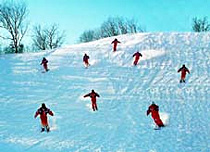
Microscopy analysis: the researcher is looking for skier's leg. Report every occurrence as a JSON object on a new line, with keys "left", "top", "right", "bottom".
{"left": 44, "top": 64, "right": 48, "bottom": 71}
{"left": 113, "top": 44, "right": 117, "bottom": 51}
{"left": 133, "top": 60, "right": 137, "bottom": 66}
{"left": 86, "top": 61, "right": 89, "bottom": 67}
{"left": 155, "top": 119, "right": 164, "bottom": 127}
{"left": 181, "top": 74, "right": 186, "bottom": 83}
{"left": 92, "top": 102, "right": 95, "bottom": 111}
{"left": 95, "top": 103, "right": 98, "bottom": 111}
{"left": 46, "top": 125, "right": 50, "bottom": 132}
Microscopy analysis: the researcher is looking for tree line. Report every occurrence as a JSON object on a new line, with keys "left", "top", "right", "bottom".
{"left": 79, "top": 17, "right": 145, "bottom": 43}
{"left": 0, "top": 1, "right": 210, "bottom": 54}
{"left": 79, "top": 16, "right": 210, "bottom": 43}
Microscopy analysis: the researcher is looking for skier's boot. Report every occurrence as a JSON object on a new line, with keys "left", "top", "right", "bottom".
{"left": 41, "top": 128, "right": 45, "bottom": 132}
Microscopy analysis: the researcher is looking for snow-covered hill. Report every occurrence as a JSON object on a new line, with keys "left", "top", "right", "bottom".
{"left": 0, "top": 33, "right": 210, "bottom": 152}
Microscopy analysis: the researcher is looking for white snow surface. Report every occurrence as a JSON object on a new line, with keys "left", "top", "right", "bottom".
{"left": 0, "top": 32, "right": 210, "bottom": 152}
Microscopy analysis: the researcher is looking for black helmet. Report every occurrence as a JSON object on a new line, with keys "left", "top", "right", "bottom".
{"left": 41, "top": 103, "right": 46, "bottom": 109}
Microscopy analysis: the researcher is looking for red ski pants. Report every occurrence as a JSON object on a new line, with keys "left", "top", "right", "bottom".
{"left": 91, "top": 101, "right": 98, "bottom": 111}
{"left": 152, "top": 112, "right": 164, "bottom": 127}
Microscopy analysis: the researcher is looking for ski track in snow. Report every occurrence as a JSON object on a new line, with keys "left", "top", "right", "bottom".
{"left": 0, "top": 33, "right": 210, "bottom": 152}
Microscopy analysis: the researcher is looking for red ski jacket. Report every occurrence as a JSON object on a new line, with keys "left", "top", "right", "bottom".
{"left": 83, "top": 55, "right": 89, "bottom": 62}
{"left": 84, "top": 92, "right": 100, "bottom": 103}
{"left": 178, "top": 66, "right": 190, "bottom": 79}
{"left": 133, "top": 52, "right": 142, "bottom": 60}
{"left": 147, "top": 104, "right": 159, "bottom": 118}
{"left": 41, "top": 58, "right": 48, "bottom": 66}
{"left": 34, "top": 107, "right": 54, "bottom": 126}
{"left": 111, "top": 39, "right": 121, "bottom": 45}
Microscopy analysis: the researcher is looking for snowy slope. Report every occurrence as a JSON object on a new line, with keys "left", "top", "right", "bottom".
{"left": 0, "top": 33, "right": 210, "bottom": 152}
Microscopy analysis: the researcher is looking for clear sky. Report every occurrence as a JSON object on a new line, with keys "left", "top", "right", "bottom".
{"left": 4, "top": 0, "right": 210, "bottom": 45}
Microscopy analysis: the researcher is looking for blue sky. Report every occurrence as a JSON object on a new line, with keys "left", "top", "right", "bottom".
{"left": 8, "top": 0, "right": 210, "bottom": 44}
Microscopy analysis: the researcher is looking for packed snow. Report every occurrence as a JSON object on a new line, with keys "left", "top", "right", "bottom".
{"left": 0, "top": 33, "right": 210, "bottom": 152}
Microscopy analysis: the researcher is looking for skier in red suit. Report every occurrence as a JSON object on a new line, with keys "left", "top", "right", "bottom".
{"left": 84, "top": 90, "right": 100, "bottom": 111}
{"left": 34, "top": 103, "right": 54, "bottom": 132}
{"left": 83, "top": 53, "right": 90, "bottom": 68}
{"left": 111, "top": 38, "right": 121, "bottom": 52}
{"left": 178, "top": 64, "right": 190, "bottom": 83}
{"left": 40, "top": 57, "right": 49, "bottom": 72}
{"left": 147, "top": 102, "right": 164, "bottom": 128}
{"left": 133, "top": 51, "right": 143, "bottom": 66}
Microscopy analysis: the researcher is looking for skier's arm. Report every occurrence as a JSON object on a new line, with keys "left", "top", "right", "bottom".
{"left": 49, "top": 110, "right": 54, "bottom": 116}
{"left": 146, "top": 109, "right": 151, "bottom": 116}
{"left": 140, "top": 53, "right": 143, "bottom": 57}
{"left": 187, "top": 69, "right": 190, "bottom": 74}
{"left": 155, "top": 106, "right": 159, "bottom": 111}
{"left": 177, "top": 68, "right": 181, "bottom": 73}
{"left": 118, "top": 41, "right": 121, "bottom": 43}
{"left": 133, "top": 53, "right": 136, "bottom": 57}
{"left": 84, "top": 93, "right": 90, "bottom": 98}
{"left": 95, "top": 93, "right": 100, "bottom": 97}
{"left": 34, "top": 111, "right": 39, "bottom": 118}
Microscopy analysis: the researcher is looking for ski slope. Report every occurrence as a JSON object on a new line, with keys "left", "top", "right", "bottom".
{"left": 0, "top": 33, "right": 210, "bottom": 152}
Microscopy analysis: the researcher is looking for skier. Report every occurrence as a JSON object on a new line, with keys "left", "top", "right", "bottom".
{"left": 84, "top": 90, "right": 100, "bottom": 111}
{"left": 83, "top": 53, "right": 90, "bottom": 68}
{"left": 40, "top": 57, "right": 49, "bottom": 72}
{"left": 147, "top": 102, "right": 164, "bottom": 128}
{"left": 34, "top": 103, "right": 54, "bottom": 132}
{"left": 111, "top": 38, "right": 121, "bottom": 52}
{"left": 177, "top": 64, "right": 190, "bottom": 83}
{"left": 133, "top": 51, "right": 143, "bottom": 66}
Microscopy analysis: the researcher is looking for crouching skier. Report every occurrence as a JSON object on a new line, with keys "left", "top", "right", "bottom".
{"left": 147, "top": 102, "right": 164, "bottom": 128}
{"left": 34, "top": 103, "right": 54, "bottom": 132}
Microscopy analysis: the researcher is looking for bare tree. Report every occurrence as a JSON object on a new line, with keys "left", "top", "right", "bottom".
{"left": 79, "top": 17, "right": 145, "bottom": 43}
{"left": 32, "top": 24, "right": 65, "bottom": 50}
{"left": 32, "top": 25, "right": 48, "bottom": 50}
{"left": 117, "top": 17, "right": 128, "bottom": 34}
{"left": 192, "top": 17, "right": 210, "bottom": 32}
{"left": 79, "top": 30, "right": 95, "bottom": 43}
{"left": 0, "top": 1, "right": 28, "bottom": 53}
{"left": 101, "top": 17, "right": 119, "bottom": 38}
{"left": 126, "top": 18, "right": 144, "bottom": 33}
{"left": 46, "top": 24, "right": 65, "bottom": 49}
